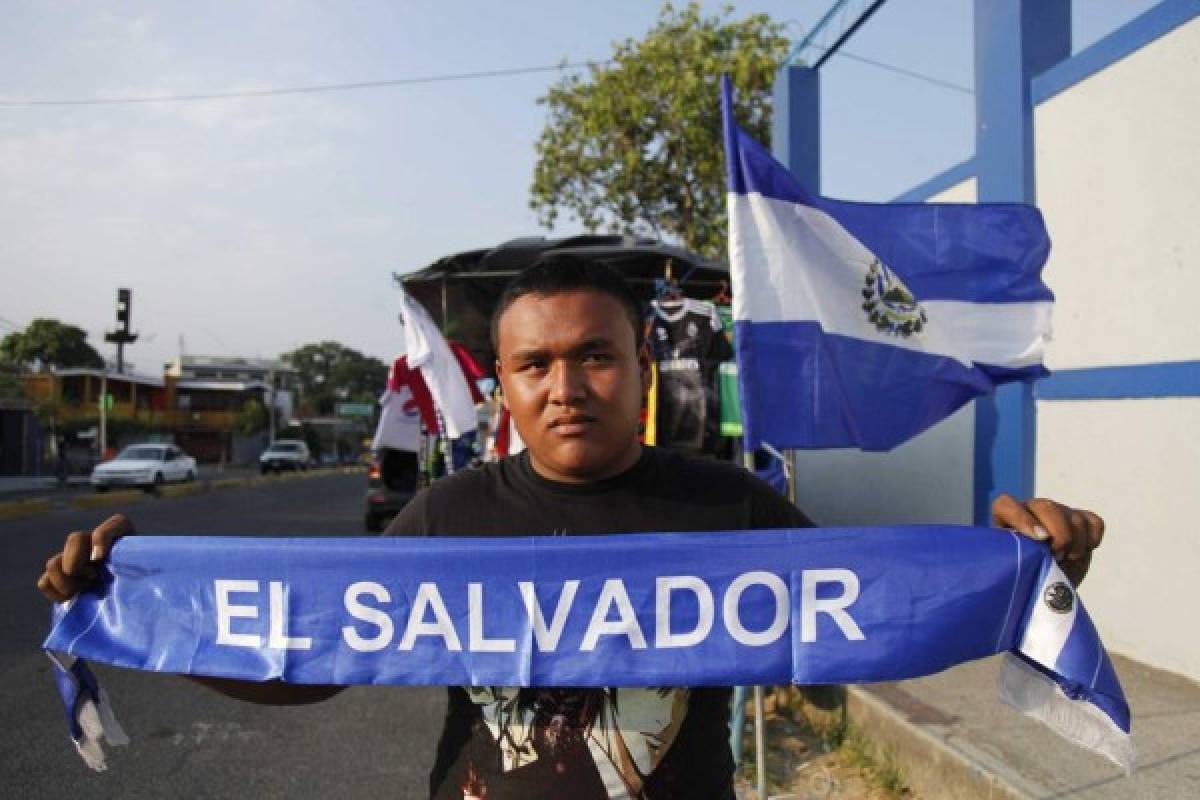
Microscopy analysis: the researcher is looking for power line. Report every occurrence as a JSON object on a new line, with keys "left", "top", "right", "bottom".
{"left": 0, "top": 59, "right": 613, "bottom": 109}
{"left": 0, "top": 42, "right": 970, "bottom": 114}
{"left": 817, "top": 45, "right": 973, "bottom": 95}
{"left": 783, "top": 15, "right": 972, "bottom": 96}
{"left": 782, "top": 19, "right": 969, "bottom": 95}
{"left": 811, "top": 0, "right": 888, "bottom": 70}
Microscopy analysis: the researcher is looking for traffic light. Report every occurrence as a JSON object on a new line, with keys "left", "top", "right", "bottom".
{"left": 116, "top": 288, "right": 132, "bottom": 333}
{"left": 105, "top": 287, "right": 138, "bottom": 372}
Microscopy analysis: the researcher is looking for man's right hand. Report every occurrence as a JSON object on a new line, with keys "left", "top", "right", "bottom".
{"left": 37, "top": 514, "right": 134, "bottom": 603}
{"left": 35, "top": 514, "right": 344, "bottom": 705}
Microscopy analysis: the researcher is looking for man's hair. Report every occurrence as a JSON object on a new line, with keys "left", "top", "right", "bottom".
{"left": 491, "top": 252, "right": 645, "bottom": 352}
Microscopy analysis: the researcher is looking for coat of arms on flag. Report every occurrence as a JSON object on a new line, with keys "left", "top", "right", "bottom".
{"left": 861, "top": 257, "right": 928, "bottom": 337}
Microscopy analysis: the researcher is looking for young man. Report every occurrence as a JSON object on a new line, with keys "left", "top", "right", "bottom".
{"left": 388, "top": 254, "right": 815, "bottom": 798}
{"left": 39, "top": 254, "right": 1104, "bottom": 799}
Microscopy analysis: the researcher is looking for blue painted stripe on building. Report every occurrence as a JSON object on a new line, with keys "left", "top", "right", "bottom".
{"left": 1033, "top": 0, "right": 1200, "bottom": 105}
{"left": 890, "top": 158, "right": 977, "bottom": 203}
{"left": 1035, "top": 361, "right": 1200, "bottom": 400}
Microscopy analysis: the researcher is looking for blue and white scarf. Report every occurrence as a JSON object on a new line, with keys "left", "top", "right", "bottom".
{"left": 45, "top": 527, "right": 1133, "bottom": 772}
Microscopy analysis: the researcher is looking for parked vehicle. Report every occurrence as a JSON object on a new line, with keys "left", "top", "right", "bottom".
{"left": 91, "top": 444, "right": 197, "bottom": 492}
{"left": 364, "top": 448, "right": 418, "bottom": 532}
{"left": 259, "top": 439, "right": 313, "bottom": 474}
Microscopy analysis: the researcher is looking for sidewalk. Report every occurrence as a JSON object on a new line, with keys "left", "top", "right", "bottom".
{"left": 795, "top": 652, "right": 1200, "bottom": 798}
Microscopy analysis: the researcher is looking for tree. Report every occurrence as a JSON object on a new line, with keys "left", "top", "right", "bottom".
{"left": 1, "top": 319, "right": 104, "bottom": 371}
{"left": 530, "top": 2, "right": 789, "bottom": 259}
{"left": 236, "top": 397, "right": 269, "bottom": 436}
{"left": 284, "top": 341, "right": 387, "bottom": 416}
{"left": 0, "top": 358, "right": 25, "bottom": 403}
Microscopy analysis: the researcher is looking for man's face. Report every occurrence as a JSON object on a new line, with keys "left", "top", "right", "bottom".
{"left": 495, "top": 290, "right": 648, "bottom": 483}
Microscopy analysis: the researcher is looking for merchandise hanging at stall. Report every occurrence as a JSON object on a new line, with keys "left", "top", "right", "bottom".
{"left": 394, "top": 288, "right": 484, "bottom": 441}
{"left": 646, "top": 289, "right": 733, "bottom": 455}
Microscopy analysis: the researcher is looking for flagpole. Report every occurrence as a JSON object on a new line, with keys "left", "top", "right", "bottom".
{"left": 740, "top": 447, "right": 768, "bottom": 800}
{"left": 753, "top": 685, "right": 767, "bottom": 798}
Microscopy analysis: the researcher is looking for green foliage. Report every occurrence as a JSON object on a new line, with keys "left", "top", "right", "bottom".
{"left": 236, "top": 397, "right": 269, "bottom": 435}
{"left": 283, "top": 341, "right": 387, "bottom": 416}
{"left": 530, "top": 2, "right": 789, "bottom": 259}
{"left": 0, "top": 359, "right": 25, "bottom": 403}
{"left": 0, "top": 318, "right": 104, "bottom": 371}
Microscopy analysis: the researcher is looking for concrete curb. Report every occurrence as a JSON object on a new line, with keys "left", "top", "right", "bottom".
{"left": 847, "top": 686, "right": 1031, "bottom": 800}
{"left": 796, "top": 685, "right": 1033, "bottom": 800}
{"left": 70, "top": 489, "right": 145, "bottom": 511}
{"left": 3, "top": 467, "right": 366, "bottom": 515}
{"left": 0, "top": 497, "right": 52, "bottom": 521}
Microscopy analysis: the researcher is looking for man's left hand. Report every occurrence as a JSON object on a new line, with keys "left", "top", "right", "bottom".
{"left": 991, "top": 495, "right": 1105, "bottom": 586}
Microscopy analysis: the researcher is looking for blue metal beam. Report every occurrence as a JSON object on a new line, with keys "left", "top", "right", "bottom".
{"left": 971, "top": 0, "right": 1071, "bottom": 524}
{"left": 771, "top": 66, "right": 821, "bottom": 191}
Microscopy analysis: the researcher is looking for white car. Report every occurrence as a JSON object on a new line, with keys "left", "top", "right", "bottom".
{"left": 91, "top": 444, "right": 197, "bottom": 492}
{"left": 259, "top": 439, "right": 312, "bottom": 474}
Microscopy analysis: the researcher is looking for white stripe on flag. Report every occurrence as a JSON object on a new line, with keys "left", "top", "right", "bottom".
{"left": 1017, "top": 562, "right": 1078, "bottom": 667}
{"left": 729, "top": 193, "right": 1052, "bottom": 369}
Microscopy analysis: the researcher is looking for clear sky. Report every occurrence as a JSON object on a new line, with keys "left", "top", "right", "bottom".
{"left": 0, "top": 1, "right": 1157, "bottom": 372}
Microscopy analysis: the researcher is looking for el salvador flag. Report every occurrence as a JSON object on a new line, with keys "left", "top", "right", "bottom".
{"left": 721, "top": 76, "right": 1054, "bottom": 451}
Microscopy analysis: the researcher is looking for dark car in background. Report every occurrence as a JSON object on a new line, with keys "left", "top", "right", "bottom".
{"left": 364, "top": 448, "right": 419, "bottom": 532}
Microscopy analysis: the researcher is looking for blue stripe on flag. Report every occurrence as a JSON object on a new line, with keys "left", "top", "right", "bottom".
{"left": 734, "top": 321, "right": 1046, "bottom": 451}
{"left": 1054, "top": 603, "right": 1132, "bottom": 733}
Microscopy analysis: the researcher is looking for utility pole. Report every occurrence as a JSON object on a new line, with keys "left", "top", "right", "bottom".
{"left": 268, "top": 368, "right": 277, "bottom": 443}
{"left": 99, "top": 372, "right": 108, "bottom": 459}
{"left": 104, "top": 288, "right": 138, "bottom": 374}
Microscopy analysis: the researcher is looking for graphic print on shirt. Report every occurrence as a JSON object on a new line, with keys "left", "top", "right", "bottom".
{"left": 460, "top": 686, "right": 688, "bottom": 799}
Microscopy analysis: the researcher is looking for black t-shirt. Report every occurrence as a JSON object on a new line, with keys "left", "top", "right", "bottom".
{"left": 649, "top": 299, "right": 734, "bottom": 454}
{"left": 385, "top": 447, "right": 812, "bottom": 799}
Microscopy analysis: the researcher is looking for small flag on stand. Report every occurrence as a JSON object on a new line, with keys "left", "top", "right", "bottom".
{"left": 721, "top": 76, "right": 1054, "bottom": 452}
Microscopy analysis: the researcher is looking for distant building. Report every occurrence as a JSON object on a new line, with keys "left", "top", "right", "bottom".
{"left": 165, "top": 355, "right": 299, "bottom": 393}
{"left": 20, "top": 356, "right": 299, "bottom": 466}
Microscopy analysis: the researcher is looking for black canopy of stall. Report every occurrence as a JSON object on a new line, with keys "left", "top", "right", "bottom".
{"left": 398, "top": 234, "right": 730, "bottom": 372}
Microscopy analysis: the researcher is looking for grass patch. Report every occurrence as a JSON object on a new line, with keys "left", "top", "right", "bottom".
{"left": 767, "top": 686, "right": 912, "bottom": 798}
{"left": 835, "top": 722, "right": 909, "bottom": 795}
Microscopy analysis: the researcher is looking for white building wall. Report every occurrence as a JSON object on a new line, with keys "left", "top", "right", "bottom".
{"left": 1037, "top": 399, "right": 1200, "bottom": 679}
{"left": 792, "top": 181, "right": 977, "bottom": 527}
{"left": 1033, "top": 18, "right": 1200, "bottom": 679}
{"left": 1035, "top": 20, "right": 1200, "bottom": 370}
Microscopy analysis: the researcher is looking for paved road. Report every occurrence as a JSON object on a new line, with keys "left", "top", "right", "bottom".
{"left": 1, "top": 473, "right": 443, "bottom": 799}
